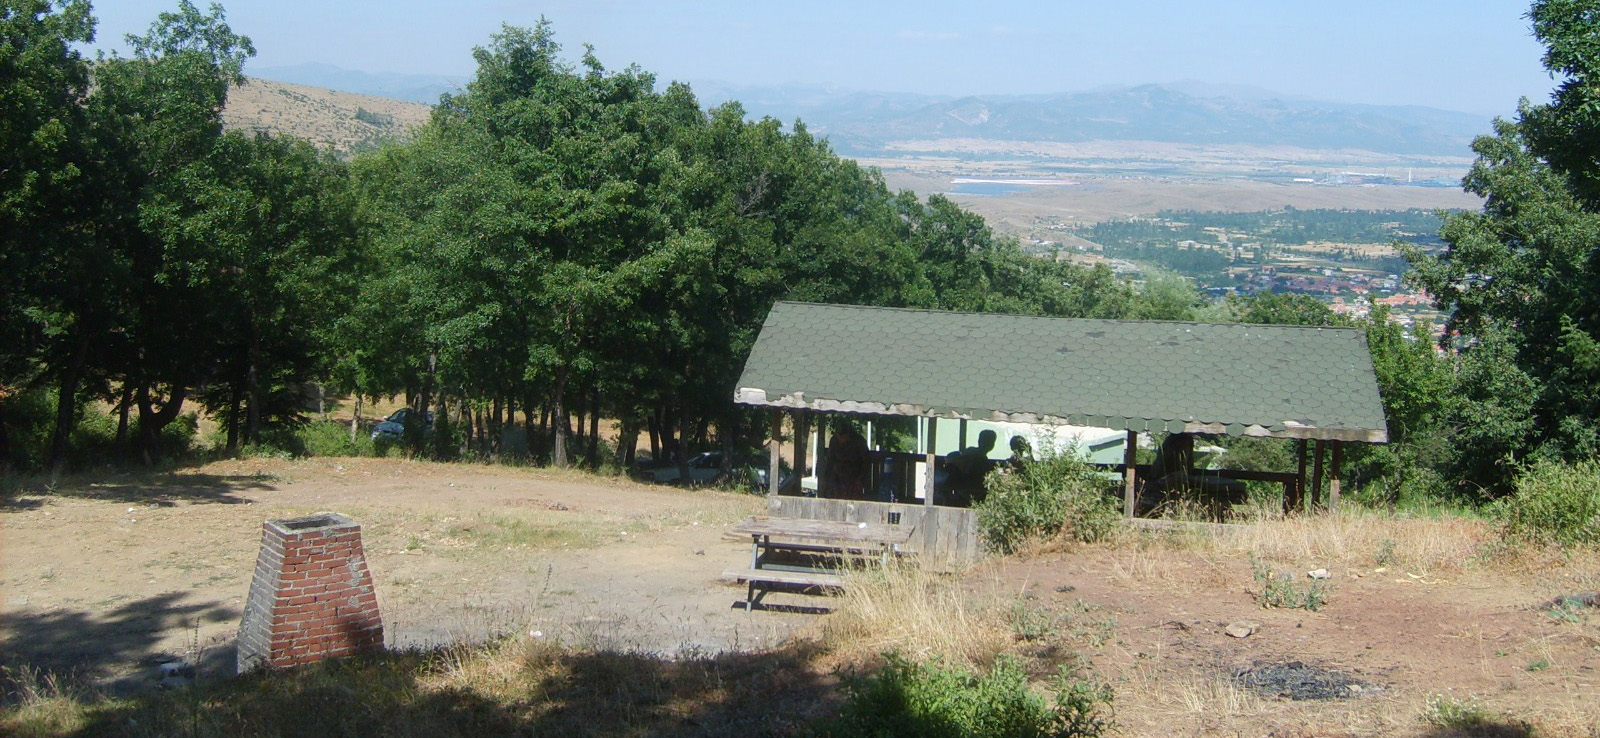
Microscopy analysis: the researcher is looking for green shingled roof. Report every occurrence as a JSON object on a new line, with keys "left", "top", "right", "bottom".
{"left": 734, "top": 302, "right": 1389, "bottom": 442}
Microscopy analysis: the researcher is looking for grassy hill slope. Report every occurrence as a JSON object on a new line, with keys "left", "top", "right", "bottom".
{"left": 223, "top": 76, "right": 433, "bottom": 156}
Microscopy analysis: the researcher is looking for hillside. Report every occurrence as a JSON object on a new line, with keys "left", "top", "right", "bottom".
{"left": 222, "top": 76, "right": 432, "bottom": 156}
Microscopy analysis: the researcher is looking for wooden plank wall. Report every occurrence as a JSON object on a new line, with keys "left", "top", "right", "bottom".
{"left": 766, "top": 496, "right": 980, "bottom": 570}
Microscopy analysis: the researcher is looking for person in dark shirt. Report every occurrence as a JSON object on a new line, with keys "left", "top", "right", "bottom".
{"left": 820, "top": 424, "right": 872, "bottom": 498}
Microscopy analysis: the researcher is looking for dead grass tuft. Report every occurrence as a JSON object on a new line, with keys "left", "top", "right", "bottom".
{"left": 819, "top": 561, "right": 1013, "bottom": 668}
{"left": 1115, "top": 510, "right": 1497, "bottom": 576}
{"left": 0, "top": 667, "right": 98, "bottom": 738}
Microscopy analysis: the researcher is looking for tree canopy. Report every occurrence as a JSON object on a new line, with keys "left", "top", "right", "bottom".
{"left": 1407, "top": 0, "right": 1600, "bottom": 492}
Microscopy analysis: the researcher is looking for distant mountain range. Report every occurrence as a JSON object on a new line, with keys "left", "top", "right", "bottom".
{"left": 249, "top": 64, "right": 1494, "bottom": 157}
{"left": 693, "top": 82, "right": 1494, "bottom": 157}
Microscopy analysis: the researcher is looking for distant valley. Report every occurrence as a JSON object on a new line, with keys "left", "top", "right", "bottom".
{"left": 226, "top": 67, "right": 1484, "bottom": 236}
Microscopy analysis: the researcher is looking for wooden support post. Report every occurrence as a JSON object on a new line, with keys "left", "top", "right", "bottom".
{"left": 1291, "top": 439, "right": 1308, "bottom": 514}
{"left": 1310, "top": 439, "right": 1326, "bottom": 511}
{"left": 1123, "top": 429, "right": 1138, "bottom": 519}
{"left": 793, "top": 412, "right": 809, "bottom": 489}
{"left": 814, "top": 414, "right": 828, "bottom": 497}
{"left": 958, "top": 418, "right": 969, "bottom": 450}
{"left": 767, "top": 409, "right": 781, "bottom": 498}
{"left": 924, "top": 418, "right": 938, "bottom": 508}
{"left": 1329, "top": 440, "right": 1342, "bottom": 512}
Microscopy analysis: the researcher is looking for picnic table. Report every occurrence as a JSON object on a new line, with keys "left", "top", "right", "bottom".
{"left": 725, "top": 516, "right": 915, "bottom": 611}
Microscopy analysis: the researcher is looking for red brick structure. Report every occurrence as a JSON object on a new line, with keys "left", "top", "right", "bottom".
{"left": 237, "top": 513, "right": 383, "bottom": 672}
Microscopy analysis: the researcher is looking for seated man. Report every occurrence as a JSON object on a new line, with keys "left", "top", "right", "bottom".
{"left": 944, "top": 429, "right": 998, "bottom": 505}
{"left": 819, "top": 424, "right": 872, "bottom": 498}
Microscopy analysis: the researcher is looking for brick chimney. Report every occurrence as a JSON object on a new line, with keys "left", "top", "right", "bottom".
{"left": 237, "top": 513, "right": 383, "bottom": 673}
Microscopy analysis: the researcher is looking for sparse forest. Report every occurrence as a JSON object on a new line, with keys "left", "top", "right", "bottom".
{"left": 0, "top": 3, "right": 1189, "bottom": 477}
{"left": 3, "top": 0, "right": 1600, "bottom": 516}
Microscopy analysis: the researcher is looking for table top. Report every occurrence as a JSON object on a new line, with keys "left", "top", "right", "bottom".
{"left": 734, "top": 516, "right": 914, "bottom": 546}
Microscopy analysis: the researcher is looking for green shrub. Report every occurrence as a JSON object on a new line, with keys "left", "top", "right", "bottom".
{"left": 818, "top": 653, "right": 1112, "bottom": 738}
{"left": 298, "top": 420, "right": 375, "bottom": 457}
{"left": 1250, "top": 555, "right": 1331, "bottom": 611}
{"left": 1497, "top": 459, "right": 1600, "bottom": 547}
{"left": 976, "top": 451, "right": 1119, "bottom": 554}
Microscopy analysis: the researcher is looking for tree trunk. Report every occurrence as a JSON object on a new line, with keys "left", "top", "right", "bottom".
{"left": 675, "top": 409, "right": 692, "bottom": 482}
{"left": 47, "top": 331, "right": 91, "bottom": 478}
{"left": 226, "top": 383, "right": 242, "bottom": 454}
{"left": 350, "top": 394, "right": 363, "bottom": 443}
{"left": 523, "top": 395, "right": 536, "bottom": 458}
{"left": 618, "top": 416, "right": 639, "bottom": 472}
{"left": 115, "top": 383, "right": 133, "bottom": 446}
{"left": 587, "top": 385, "right": 600, "bottom": 470}
{"left": 551, "top": 367, "right": 570, "bottom": 468}
{"left": 647, "top": 410, "right": 661, "bottom": 461}
{"left": 491, "top": 393, "right": 503, "bottom": 455}
{"left": 245, "top": 336, "right": 262, "bottom": 446}
{"left": 135, "top": 383, "right": 187, "bottom": 466}
{"left": 415, "top": 352, "right": 436, "bottom": 456}
{"left": 0, "top": 390, "right": 13, "bottom": 473}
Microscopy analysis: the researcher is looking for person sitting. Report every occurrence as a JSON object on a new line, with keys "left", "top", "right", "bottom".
{"left": 1006, "top": 435, "right": 1032, "bottom": 472}
{"left": 819, "top": 424, "right": 872, "bottom": 499}
{"left": 944, "top": 429, "right": 998, "bottom": 505}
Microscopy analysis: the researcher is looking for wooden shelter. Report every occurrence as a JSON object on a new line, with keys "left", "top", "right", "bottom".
{"left": 734, "top": 302, "right": 1390, "bottom": 561}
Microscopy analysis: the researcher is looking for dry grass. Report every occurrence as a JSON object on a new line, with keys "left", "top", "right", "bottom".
{"left": 1108, "top": 509, "right": 1499, "bottom": 578}
{"left": 818, "top": 561, "right": 1014, "bottom": 668}
{"left": 0, "top": 667, "right": 94, "bottom": 738}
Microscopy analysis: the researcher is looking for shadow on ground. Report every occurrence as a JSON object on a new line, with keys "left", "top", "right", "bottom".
{"left": 43, "top": 641, "right": 836, "bottom": 738}
{"left": 3, "top": 472, "right": 276, "bottom": 507}
{"left": 1, "top": 593, "right": 240, "bottom": 699}
{"left": 1418, "top": 723, "right": 1536, "bottom": 738}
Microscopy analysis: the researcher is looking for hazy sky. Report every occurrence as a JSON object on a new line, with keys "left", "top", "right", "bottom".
{"left": 89, "top": 0, "right": 1556, "bottom": 114}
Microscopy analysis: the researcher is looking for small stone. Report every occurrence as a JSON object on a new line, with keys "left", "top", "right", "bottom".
{"left": 693, "top": 548, "right": 706, "bottom": 556}
{"left": 1225, "top": 620, "right": 1259, "bottom": 638}
{"left": 1308, "top": 569, "right": 1331, "bottom": 580}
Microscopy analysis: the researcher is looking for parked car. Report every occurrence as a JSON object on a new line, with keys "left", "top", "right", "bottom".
{"left": 641, "top": 451, "right": 791, "bottom": 492}
{"left": 641, "top": 452, "right": 725, "bottom": 484}
{"left": 370, "top": 408, "right": 434, "bottom": 441}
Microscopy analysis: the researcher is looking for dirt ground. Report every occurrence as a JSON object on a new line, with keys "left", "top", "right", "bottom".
{"left": 981, "top": 548, "right": 1600, "bottom": 736}
{"left": 0, "top": 458, "right": 796, "bottom": 696}
{"left": 4, "top": 458, "right": 1598, "bottom": 736}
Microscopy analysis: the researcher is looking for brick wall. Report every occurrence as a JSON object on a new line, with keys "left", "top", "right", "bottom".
{"left": 237, "top": 512, "right": 383, "bottom": 673}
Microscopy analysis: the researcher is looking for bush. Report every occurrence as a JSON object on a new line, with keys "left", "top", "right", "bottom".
{"left": 239, "top": 420, "right": 378, "bottom": 459}
{"left": 299, "top": 420, "right": 376, "bottom": 457}
{"left": 976, "top": 451, "right": 1119, "bottom": 554}
{"left": 818, "top": 653, "right": 1113, "bottom": 738}
{"left": 1497, "top": 459, "right": 1600, "bottom": 547}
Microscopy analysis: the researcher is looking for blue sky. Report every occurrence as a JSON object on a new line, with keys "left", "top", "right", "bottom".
{"left": 89, "top": 0, "right": 1555, "bottom": 114}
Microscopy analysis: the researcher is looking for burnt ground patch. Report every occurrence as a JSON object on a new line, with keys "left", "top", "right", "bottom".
{"left": 1232, "top": 659, "right": 1378, "bottom": 701}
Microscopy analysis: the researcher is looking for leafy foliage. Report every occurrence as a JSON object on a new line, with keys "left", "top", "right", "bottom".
{"left": 1497, "top": 459, "right": 1600, "bottom": 548}
{"left": 1406, "top": 0, "right": 1600, "bottom": 494}
{"left": 975, "top": 452, "right": 1120, "bottom": 554}
{"left": 1249, "top": 556, "right": 1331, "bottom": 611}
{"left": 819, "top": 654, "right": 1113, "bottom": 738}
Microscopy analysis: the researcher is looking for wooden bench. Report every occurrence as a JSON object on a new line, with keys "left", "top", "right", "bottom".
{"left": 722, "top": 568, "right": 845, "bottom": 612}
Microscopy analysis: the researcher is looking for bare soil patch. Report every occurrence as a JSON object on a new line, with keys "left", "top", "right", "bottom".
{"left": 0, "top": 458, "right": 790, "bottom": 696}
{"left": 979, "top": 544, "right": 1600, "bottom": 736}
